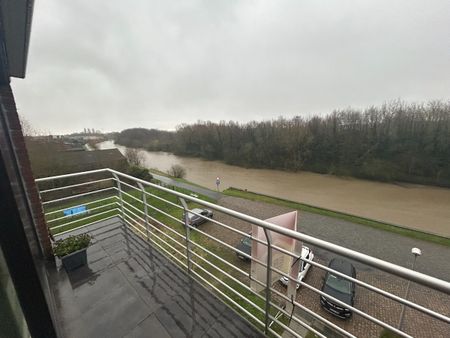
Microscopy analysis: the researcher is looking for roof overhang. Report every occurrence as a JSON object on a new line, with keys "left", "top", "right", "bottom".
{"left": 0, "top": 0, "right": 34, "bottom": 79}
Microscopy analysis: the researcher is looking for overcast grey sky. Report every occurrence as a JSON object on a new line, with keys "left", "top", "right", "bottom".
{"left": 12, "top": 0, "right": 450, "bottom": 134}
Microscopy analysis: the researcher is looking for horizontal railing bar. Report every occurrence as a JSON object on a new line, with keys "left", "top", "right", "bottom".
{"left": 39, "top": 178, "right": 115, "bottom": 193}
{"left": 105, "top": 169, "right": 450, "bottom": 294}
{"left": 52, "top": 214, "right": 120, "bottom": 237}
{"left": 143, "top": 212, "right": 185, "bottom": 239}
{"left": 270, "top": 253, "right": 450, "bottom": 325}
{"left": 122, "top": 213, "right": 187, "bottom": 259}
{"left": 190, "top": 269, "right": 266, "bottom": 329}
{"left": 49, "top": 208, "right": 120, "bottom": 230}
{"left": 189, "top": 249, "right": 264, "bottom": 300}
{"left": 189, "top": 225, "right": 268, "bottom": 267}
{"left": 122, "top": 209, "right": 186, "bottom": 250}
{"left": 204, "top": 262, "right": 331, "bottom": 338}
{"left": 44, "top": 196, "right": 119, "bottom": 216}
{"left": 188, "top": 224, "right": 264, "bottom": 263}
{"left": 121, "top": 217, "right": 188, "bottom": 267}
{"left": 143, "top": 190, "right": 184, "bottom": 210}
{"left": 122, "top": 198, "right": 146, "bottom": 216}
{"left": 266, "top": 299, "right": 324, "bottom": 338}
{"left": 122, "top": 205, "right": 146, "bottom": 223}
{"left": 144, "top": 202, "right": 184, "bottom": 225}
{"left": 41, "top": 168, "right": 449, "bottom": 294}
{"left": 120, "top": 179, "right": 183, "bottom": 210}
{"left": 185, "top": 208, "right": 268, "bottom": 246}
{"left": 42, "top": 187, "right": 117, "bottom": 205}
{"left": 121, "top": 193, "right": 184, "bottom": 230}
{"left": 36, "top": 168, "right": 110, "bottom": 182}
{"left": 303, "top": 258, "right": 450, "bottom": 324}
{"left": 118, "top": 179, "right": 141, "bottom": 192}
{"left": 189, "top": 241, "right": 251, "bottom": 280}
{"left": 47, "top": 202, "right": 120, "bottom": 224}
{"left": 190, "top": 260, "right": 266, "bottom": 316}
{"left": 269, "top": 265, "right": 412, "bottom": 338}
{"left": 268, "top": 313, "right": 324, "bottom": 338}
{"left": 268, "top": 285, "right": 357, "bottom": 338}
{"left": 37, "top": 168, "right": 450, "bottom": 338}
{"left": 188, "top": 247, "right": 322, "bottom": 337}
{"left": 120, "top": 189, "right": 145, "bottom": 205}
{"left": 122, "top": 214, "right": 179, "bottom": 253}
{"left": 146, "top": 222, "right": 187, "bottom": 250}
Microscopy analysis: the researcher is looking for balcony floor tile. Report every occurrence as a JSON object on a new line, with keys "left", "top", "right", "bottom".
{"left": 48, "top": 218, "right": 264, "bottom": 338}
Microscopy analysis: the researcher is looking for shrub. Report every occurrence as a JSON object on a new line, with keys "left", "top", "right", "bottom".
{"left": 126, "top": 166, "right": 153, "bottom": 181}
{"left": 167, "top": 164, "right": 186, "bottom": 178}
{"left": 53, "top": 234, "right": 92, "bottom": 257}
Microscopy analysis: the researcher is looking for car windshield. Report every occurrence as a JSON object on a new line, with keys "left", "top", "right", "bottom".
{"left": 325, "top": 274, "right": 352, "bottom": 294}
{"left": 242, "top": 236, "right": 252, "bottom": 246}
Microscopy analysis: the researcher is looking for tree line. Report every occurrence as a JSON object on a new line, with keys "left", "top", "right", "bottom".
{"left": 115, "top": 101, "right": 450, "bottom": 187}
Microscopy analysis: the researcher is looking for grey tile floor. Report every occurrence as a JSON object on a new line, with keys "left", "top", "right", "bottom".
{"left": 48, "top": 218, "right": 264, "bottom": 338}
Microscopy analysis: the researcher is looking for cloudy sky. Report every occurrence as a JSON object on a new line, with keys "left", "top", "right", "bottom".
{"left": 12, "top": 0, "right": 450, "bottom": 134}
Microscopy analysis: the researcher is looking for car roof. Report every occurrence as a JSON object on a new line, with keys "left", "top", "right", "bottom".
{"left": 191, "top": 208, "right": 204, "bottom": 213}
{"left": 328, "top": 258, "right": 355, "bottom": 276}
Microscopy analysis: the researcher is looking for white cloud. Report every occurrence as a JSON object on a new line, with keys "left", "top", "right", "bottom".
{"left": 12, "top": 0, "right": 450, "bottom": 134}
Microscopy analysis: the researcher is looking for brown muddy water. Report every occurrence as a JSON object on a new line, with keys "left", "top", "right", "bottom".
{"left": 99, "top": 141, "right": 450, "bottom": 237}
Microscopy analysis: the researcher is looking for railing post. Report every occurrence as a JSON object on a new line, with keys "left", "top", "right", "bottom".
{"left": 112, "top": 173, "right": 125, "bottom": 222}
{"left": 137, "top": 182, "right": 151, "bottom": 241}
{"left": 263, "top": 228, "right": 273, "bottom": 335}
{"left": 179, "top": 198, "right": 192, "bottom": 274}
{"left": 286, "top": 239, "right": 303, "bottom": 315}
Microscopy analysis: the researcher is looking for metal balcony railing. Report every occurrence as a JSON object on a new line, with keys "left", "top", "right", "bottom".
{"left": 36, "top": 168, "right": 450, "bottom": 338}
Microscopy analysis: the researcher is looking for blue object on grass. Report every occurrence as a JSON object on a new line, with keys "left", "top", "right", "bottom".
{"left": 63, "top": 205, "right": 87, "bottom": 216}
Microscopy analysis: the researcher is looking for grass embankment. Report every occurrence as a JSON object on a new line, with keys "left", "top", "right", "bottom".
{"left": 42, "top": 182, "right": 286, "bottom": 336}
{"left": 148, "top": 168, "right": 213, "bottom": 190}
{"left": 223, "top": 187, "right": 450, "bottom": 247}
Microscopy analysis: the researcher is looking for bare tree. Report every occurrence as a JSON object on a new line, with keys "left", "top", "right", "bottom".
{"left": 167, "top": 164, "right": 186, "bottom": 178}
{"left": 124, "top": 148, "right": 144, "bottom": 167}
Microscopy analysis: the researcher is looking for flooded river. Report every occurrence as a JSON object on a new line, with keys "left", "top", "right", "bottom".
{"left": 99, "top": 141, "right": 450, "bottom": 237}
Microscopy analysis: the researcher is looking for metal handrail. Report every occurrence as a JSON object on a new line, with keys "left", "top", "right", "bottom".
{"left": 105, "top": 168, "right": 450, "bottom": 294}
{"left": 36, "top": 168, "right": 450, "bottom": 338}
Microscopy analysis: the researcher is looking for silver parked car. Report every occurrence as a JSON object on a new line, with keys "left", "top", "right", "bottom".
{"left": 186, "top": 208, "right": 213, "bottom": 227}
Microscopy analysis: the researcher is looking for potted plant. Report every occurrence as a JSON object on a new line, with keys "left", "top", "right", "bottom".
{"left": 53, "top": 234, "right": 92, "bottom": 271}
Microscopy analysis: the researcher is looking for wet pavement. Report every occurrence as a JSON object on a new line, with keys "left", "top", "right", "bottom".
{"left": 48, "top": 218, "right": 263, "bottom": 338}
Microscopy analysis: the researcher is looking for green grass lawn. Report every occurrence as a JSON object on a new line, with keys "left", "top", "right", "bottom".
{"left": 223, "top": 187, "right": 450, "bottom": 247}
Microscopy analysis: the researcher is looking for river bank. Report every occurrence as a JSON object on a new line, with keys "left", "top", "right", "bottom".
{"left": 98, "top": 140, "right": 450, "bottom": 237}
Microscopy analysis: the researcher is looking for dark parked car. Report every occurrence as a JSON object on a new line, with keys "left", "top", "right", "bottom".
{"left": 320, "top": 258, "right": 356, "bottom": 319}
{"left": 186, "top": 208, "right": 213, "bottom": 227}
{"left": 236, "top": 233, "right": 252, "bottom": 261}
